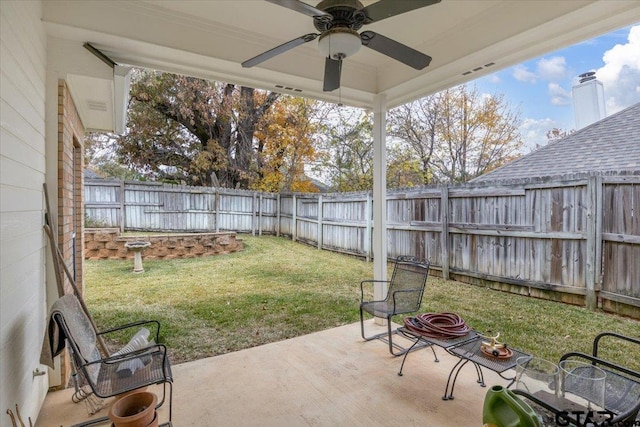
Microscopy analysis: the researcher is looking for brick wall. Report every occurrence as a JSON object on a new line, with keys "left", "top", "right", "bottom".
{"left": 57, "top": 80, "right": 85, "bottom": 295}
{"left": 85, "top": 229, "right": 243, "bottom": 260}
{"left": 54, "top": 80, "right": 86, "bottom": 389}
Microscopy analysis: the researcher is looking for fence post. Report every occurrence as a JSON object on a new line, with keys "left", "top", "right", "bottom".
{"left": 215, "top": 189, "right": 220, "bottom": 232}
{"left": 441, "top": 185, "right": 450, "bottom": 280}
{"left": 252, "top": 192, "right": 257, "bottom": 236}
{"left": 594, "top": 176, "right": 603, "bottom": 304}
{"left": 292, "top": 194, "right": 297, "bottom": 242}
{"left": 365, "top": 192, "right": 372, "bottom": 262}
{"left": 119, "top": 180, "right": 125, "bottom": 232}
{"left": 317, "top": 195, "right": 323, "bottom": 250}
{"left": 258, "top": 193, "right": 263, "bottom": 236}
{"left": 585, "top": 175, "right": 601, "bottom": 311}
{"left": 276, "top": 193, "right": 280, "bottom": 237}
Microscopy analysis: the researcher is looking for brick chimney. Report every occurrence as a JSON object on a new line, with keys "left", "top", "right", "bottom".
{"left": 572, "top": 71, "right": 606, "bottom": 130}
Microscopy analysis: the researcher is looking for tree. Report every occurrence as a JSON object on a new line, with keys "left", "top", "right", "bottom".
{"left": 388, "top": 96, "right": 440, "bottom": 185}
{"left": 315, "top": 107, "right": 374, "bottom": 192}
{"left": 253, "top": 96, "right": 320, "bottom": 192}
{"left": 85, "top": 132, "right": 144, "bottom": 180}
{"left": 389, "top": 85, "right": 523, "bottom": 183}
{"left": 386, "top": 142, "right": 429, "bottom": 188}
{"left": 546, "top": 127, "right": 573, "bottom": 143}
{"left": 115, "top": 70, "right": 281, "bottom": 188}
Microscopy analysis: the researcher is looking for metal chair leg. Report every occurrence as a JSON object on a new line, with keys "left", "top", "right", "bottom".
{"left": 361, "top": 312, "right": 423, "bottom": 356}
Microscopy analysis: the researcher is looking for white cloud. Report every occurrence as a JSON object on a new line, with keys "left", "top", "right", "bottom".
{"left": 489, "top": 74, "right": 501, "bottom": 84}
{"left": 513, "top": 56, "right": 568, "bottom": 84}
{"left": 596, "top": 25, "right": 640, "bottom": 114}
{"left": 519, "top": 117, "right": 560, "bottom": 152}
{"left": 513, "top": 65, "right": 537, "bottom": 83}
{"left": 537, "top": 56, "right": 567, "bottom": 80}
{"left": 548, "top": 82, "right": 572, "bottom": 106}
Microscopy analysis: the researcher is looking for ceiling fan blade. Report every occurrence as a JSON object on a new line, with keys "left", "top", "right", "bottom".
{"left": 360, "top": 0, "right": 441, "bottom": 23}
{"left": 360, "top": 31, "right": 432, "bottom": 70}
{"left": 265, "top": 0, "right": 332, "bottom": 19}
{"left": 323, "top": 57, "right": 341, "bottom": 92}
{"left": 242, "top": 33, "right": 319, "bottom": 68}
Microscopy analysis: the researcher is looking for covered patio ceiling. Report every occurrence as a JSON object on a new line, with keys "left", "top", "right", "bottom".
{"left": 44, "top": 0, "right": 640, "bottom": 124}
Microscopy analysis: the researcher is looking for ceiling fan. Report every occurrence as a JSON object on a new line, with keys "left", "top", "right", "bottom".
{"left": 242, "top": 0, "right": 440, "bottom": 92}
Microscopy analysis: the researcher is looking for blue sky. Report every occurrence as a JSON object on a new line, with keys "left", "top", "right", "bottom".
{"left": 473, "top": 23, "right": 640, "bottom": 152}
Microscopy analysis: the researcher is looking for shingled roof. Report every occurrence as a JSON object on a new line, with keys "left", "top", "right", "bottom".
{"left": 472, "top": 102, "right": 640, "bottom": 183}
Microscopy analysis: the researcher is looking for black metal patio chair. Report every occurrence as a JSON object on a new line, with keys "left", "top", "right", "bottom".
{"left": 42, "top": 294, "right": 173, "bottom": 426}
{"left": 360, "top": 256, "right": 430, "bottom": 356}
{"left": 513, "top": 332, "right": 640, "bottom": 427}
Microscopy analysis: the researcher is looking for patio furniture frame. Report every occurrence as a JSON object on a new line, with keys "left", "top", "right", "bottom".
{"left": 360, "top": 256, "right": 430, "bottom": 356}
{"left": 49, "top": 294, "right": 173, "bottom": 427}
{"left": 513, "top": 332, "right": 640, "bottom": 427}
{"left": 443, "top": 335, "right": 531, "bottom": 400}
{"left": 397, "top": 329, "right": 531, "bottom": 401}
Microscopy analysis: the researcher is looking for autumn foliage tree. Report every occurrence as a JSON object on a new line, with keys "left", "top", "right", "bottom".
{"left": 314, "top": 85, "right": 522, "bottom": 191}
{"left": 253, "top": 96, "right": 319, "bottom": 192}
{"left": 92, "top": 71, "right": 522, "bottom": 191}
{"left": 315, "top": 107, "right": 375, "bottom": 192}
{"left": 389, "top": 85, "right": 523, "bottom": 183}
{"left": 112, "top": 70, "right": 320, "bottom": 189}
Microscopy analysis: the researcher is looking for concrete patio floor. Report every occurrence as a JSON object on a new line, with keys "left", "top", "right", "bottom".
{"left": 36, "top": 321, "right": 516, "bottom": 426}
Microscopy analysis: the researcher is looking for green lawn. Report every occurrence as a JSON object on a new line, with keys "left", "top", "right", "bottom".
{"left": 85, "top": 235, "right": 639, "bottom": 369}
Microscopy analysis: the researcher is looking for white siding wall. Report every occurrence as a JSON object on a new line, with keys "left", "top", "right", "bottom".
{"left": 0, "top": 0, "right": 49, "bottom": 421}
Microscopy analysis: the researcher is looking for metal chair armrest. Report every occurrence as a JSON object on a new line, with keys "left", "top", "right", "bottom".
{"left": 612, "top": 399, "right": 640, "bottom": 427}
{"left": 98, "top": 320, "right": 162, "bottom": 344}
{"left": 593, "top": 332, "right": 640, "bottom": 359}
{"left": 360, "top": 280, "right": 390, "bottom": 302}
{"left": 560, "top": 351, "right": 640, "bottom": 380}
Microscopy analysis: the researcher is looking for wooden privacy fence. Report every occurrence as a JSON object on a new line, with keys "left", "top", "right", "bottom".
{"left": 85, "top": 174, "right": 640, "bottom": 317}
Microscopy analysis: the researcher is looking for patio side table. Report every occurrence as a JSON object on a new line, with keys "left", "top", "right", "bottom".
{"left": 397, "top": 328, "right": 531, "bottom": 401}
{"left": 444, "top": 336, "right": 531, "bottom": 400}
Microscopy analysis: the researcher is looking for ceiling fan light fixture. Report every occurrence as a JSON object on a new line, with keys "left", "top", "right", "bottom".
{"left": 318, "top": 28, "right": 361, "bottom": 59}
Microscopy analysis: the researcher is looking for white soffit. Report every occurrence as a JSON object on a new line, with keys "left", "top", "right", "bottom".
{"left": 66, "top": 74, "right": 114, "bottom": 132}
{"left": 44, "top": 0, "right": 640, "bottom": 110}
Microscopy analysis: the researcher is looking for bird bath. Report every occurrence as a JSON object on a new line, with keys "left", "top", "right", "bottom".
{"left": 124, "top": 241, "right": 151, "bottom": 273}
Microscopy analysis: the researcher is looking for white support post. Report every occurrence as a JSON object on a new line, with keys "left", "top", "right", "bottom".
{"left": 372, "top": 94, "right": 388, "bottom": 324}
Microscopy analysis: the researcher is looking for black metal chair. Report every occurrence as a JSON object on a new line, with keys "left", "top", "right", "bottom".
{"left": 513, "top": 332, "right": 640, "bottom": 427}
{"left": 360, "top": 256, "right": 430, "bottom": 356}
{"left": 46, "top": 294, "right": 173, "bottom": 426}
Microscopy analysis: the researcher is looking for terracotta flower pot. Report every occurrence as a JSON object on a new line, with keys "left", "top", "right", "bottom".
{"left": 114, "top": 386, "right": 149, "bottom": 402}
{"left": 146, "top": 411, "right": 159, "bottom": 427}
{"left": 109, "top": 391, "right": 157, "bottom": 427}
